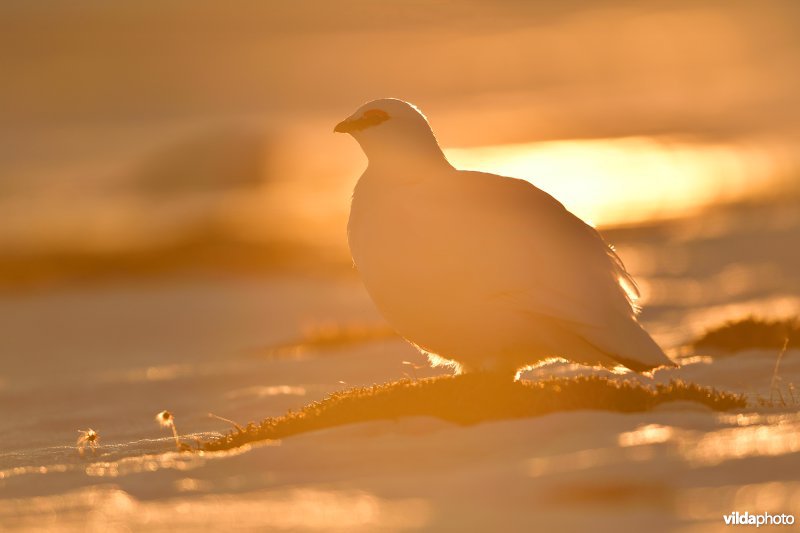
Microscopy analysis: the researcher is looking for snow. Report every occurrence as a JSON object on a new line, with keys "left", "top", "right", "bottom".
{"left": 1, "top": 202, "right": 799, "bottom": 531}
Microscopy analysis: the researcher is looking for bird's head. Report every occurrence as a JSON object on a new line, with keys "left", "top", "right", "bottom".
{"left": 334, "top": 98, "right": 449, "bottom": 169}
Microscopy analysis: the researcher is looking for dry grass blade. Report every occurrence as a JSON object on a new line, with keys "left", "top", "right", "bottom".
{"left": 208, "top": 412, "right": 244, "bottom": 433}
{"left": 770, "top": 337, "right": 790, "bottom": 406}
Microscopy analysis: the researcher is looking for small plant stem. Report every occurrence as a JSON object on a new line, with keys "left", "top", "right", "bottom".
{"left": 170, "top": 424, "right": 180, "bottom": 450}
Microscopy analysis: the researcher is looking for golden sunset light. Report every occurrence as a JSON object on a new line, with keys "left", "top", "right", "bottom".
{"left": 2, "top": 1, "right": 800, "bottom": 531}
{"left": 448, "top": 137, "right": 783, "bottom": 227}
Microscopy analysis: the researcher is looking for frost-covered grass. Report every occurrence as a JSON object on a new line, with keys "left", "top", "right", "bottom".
{"left": 691, "top": 317, "right": 799, "bottom": 407}
{"left": 202, "top": 374, "right": 745, "bottom": 451}
{"left": 693, "top": 317, "right": 799, "bottom": 354}
{"left": 201, "top": 317, "right": 800, "bottom": 451}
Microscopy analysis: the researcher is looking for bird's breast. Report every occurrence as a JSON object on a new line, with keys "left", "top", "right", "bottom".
{"left": 348, "top": 175, "right": 466, "bottom": 313}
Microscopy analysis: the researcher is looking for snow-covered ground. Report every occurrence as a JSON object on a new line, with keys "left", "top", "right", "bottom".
{"left": 1, "top": 200, "right": 799, "bottom": 532}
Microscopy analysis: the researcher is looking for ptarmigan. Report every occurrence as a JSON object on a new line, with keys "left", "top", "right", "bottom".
{"left": 336, "top": 98, "right": 674, "bottom": 378}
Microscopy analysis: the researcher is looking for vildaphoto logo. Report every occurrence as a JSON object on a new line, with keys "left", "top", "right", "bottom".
{"left": 723, "top": 512, "right": 795, "bottom": 527}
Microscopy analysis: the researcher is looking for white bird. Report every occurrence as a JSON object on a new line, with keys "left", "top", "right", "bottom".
{"left": 336, "top": 98, "right": 675, "bottom": 379}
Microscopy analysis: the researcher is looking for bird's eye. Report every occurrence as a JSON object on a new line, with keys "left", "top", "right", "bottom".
{"left": 363, "top": 109, "right": 389, "bottom": 120}
{"left": 335, "top": 108, "right": 391, "bottom": 133}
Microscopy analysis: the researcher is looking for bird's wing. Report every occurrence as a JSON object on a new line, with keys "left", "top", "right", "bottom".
{"left": 430, "top": 170, "right": 670, "bottom": 368}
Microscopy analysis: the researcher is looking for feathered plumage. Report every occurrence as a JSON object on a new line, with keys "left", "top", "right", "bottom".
{"left": 337, "top": 98, "right": 674, "bottom": 377}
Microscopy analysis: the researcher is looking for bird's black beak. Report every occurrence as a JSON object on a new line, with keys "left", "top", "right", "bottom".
{"left": 334, "top": 119, "right": 353, "bottom": 134}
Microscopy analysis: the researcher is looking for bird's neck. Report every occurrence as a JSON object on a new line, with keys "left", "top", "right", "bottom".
{"left": 361, "top": 137, "right": 452, "bottom": 178}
